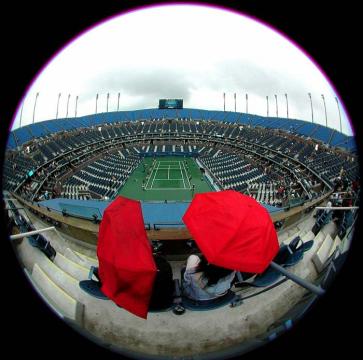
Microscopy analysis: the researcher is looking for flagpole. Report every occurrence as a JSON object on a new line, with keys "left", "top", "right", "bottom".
{"left": 335, "top": 97, "right": 342, "bottom": 132}
{"left": 266, "top": 96, "right": 269, "bottom": 117}
{"left": 246, "top": 93, "right": 248, "bottom": 114}
{"left": 285, "top": 93, "right": 289, "bottom": 119}
{"left": 308, "top": 93, "right": 314, "bottom": 123}
{"left": 274, "top": 94, "right": 278, "bottom": 117}
{"left": 56, "top": 93, "right": 61, "bottom": 119}
{"left": 117, "top": 92, "right": 120, "bottom": 112}
{"left": 32, "top": 92, "right": 39, "bottom": 124}
{"left": 223, "top": 92, "right": 225, "bottom": 112}
{"left": 107, "top": 93, "right": 110, "bottom": 112}
{"left": 321, "top": 94, "right": 328, "bottom": 127}
{"left": 19, "top": 100, "right": 24, "bottom": 128}
{"left": 66, "top": 94, "right": 71, "bottom": 118}
{"left": 75, "top": 96, "right": 78, "bottom": 117}
{"left": 95, "top": 93, "right": 99, "bottom": 114}
{"left": 234, "top": 93, "right": 236, "bottom": 112}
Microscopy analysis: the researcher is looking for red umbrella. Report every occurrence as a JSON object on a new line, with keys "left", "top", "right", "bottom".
{"left": 97, "top": 196, "right": 157, "bottom": 319}
{"left": 182, "top": 190, "right": 279, "bottom": 274}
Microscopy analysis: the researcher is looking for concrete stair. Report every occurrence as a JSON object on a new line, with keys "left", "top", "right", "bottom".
{"left": 64, "top": 247, "right": 97, "bottom": 269}
{"left": 73, "top": 249, "right": 98, "bottom": 267}
{"left": 36, "top": 257, "right": 84, "bottom": 303}
{"left": 328, "top": 235, "right": 342, "bottom": 258}
{"left": 54, "top": 252, "right": 89, "bottom": 281}
{"left": 296, "top": 217, "right": 316, "bottom": 237}
{"left": 32, "top": 263, "right": 84, "bottom": 324}
{"left": 312, "top": 234, "right": 335, "bottom": 272}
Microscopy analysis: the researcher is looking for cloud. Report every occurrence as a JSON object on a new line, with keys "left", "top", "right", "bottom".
{"left": 11, "top": 4, "right": 352, "bottom": 134}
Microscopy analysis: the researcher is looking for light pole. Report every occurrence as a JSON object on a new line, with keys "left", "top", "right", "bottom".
{"left": 66, "top": 94, "right": 71, "bottom": 118}
{"left": 234, "top": 93, "right": 236, "bottom": 112}
{"left": 335, "top": 97, "right": 342, "bottom": 133}
{"left": 95, "top": 93, "right": 99, "bottom": 114}
{"left": 266, "top": 96, "right": 269, "bottom": 117}
{"left": 308, "top": 93, "right": 314, "bottom": 123}
{"left": 75, "top": 96, "right": 78, "bottom": 117}
{"left": 321, "top": 94, "right": 328, "bottom": 127}
{"left": 19, "top": 100, "right": 24, "bottom": 128}
{"left": 246, "top": 93, "right": 248, "bottom": 114}
{"left": 274, "top": 94, "right": 278, "bottom": 117}
{"left": 56, "top": 93, "right": 61, "bottom": 119}
{"left": 117, "top": 92, "right": 120, "bottom": 111}
{"left": 285, "top": 93, "right": 289, "bottom": 119}
{"left": 223, "top": 92, "right": 225, "bottom": 112}
{"left": 106, "top": 93, "right": 110, "bottom": 112}
{"left": 32, "top": 92, "right": 39, "bottom": 124}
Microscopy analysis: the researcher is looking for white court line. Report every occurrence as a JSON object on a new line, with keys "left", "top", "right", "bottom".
{"left": 168, "top": 165, "right": 170, "bottom": 180}
{"left": 154, "top": 178, "right": 184, "bottom": 181}
{"left": 179, "top": 161, "right": 187, "bottom": 189}
{"left": 144, "top": 160, "right": 158, "bottom": 190}
{"left": 158, "top": 160, "right": 180, "bottom": 163}
{"left": 145, "top": 163, "right": 159, "bottom": 190}
{"left": 182, "top": 160, "right": 192, "bottom": 189}
{"left": 147, "top": 188, "right": 191, "bottom": 191}
{"left": 150, "top": 161, "right": 160, "bottom": 189}
{"left": 158, "top": 166, "right": 180, "bottom": 169}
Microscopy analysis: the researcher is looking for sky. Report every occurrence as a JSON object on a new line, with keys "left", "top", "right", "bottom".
{"left": 11, "top": 4, "right": 353, "bottom": 135}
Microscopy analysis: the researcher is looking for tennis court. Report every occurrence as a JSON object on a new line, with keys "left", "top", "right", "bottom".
{"left": 144, "top": 160, "right": 191, "bottom": 190}
{"left": 118, "top": 156, "right": 213, "bottom": 201}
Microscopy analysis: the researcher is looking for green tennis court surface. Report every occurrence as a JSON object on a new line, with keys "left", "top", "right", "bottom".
{"left": 118, "top": 156, "right": 214, "bottom": 201}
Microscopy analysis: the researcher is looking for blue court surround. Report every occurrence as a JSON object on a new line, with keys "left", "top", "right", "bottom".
{"left": 39, "top": 197, "right": 282, "bottom": 225}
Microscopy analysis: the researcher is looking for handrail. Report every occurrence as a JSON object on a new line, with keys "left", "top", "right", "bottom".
{"left": 153, "top": 222, "right": 185, "bottom": 230}
{"left": 315, "top": 206, "right": 359, "bottom": 210}
{"left": 10, "top": 226, "right": 56, "bottom": 240}
{"left": 270, "top": 262, "right": 325, "bottom": 296}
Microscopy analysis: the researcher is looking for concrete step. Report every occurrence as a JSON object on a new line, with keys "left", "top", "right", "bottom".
{"left": 32, "top": 263, "right": 84, "bottom": 324}
{"left": 39, "top": 256, "right": 84, "bottom": 303}
{"left": 328, "top": 235, "right": 342, "bottom": 258}
{"left": 54, "top": 252, "right": 89, "bottom": 281}
{"left": 297, "top": 216, "right": 315, "bottom": 237}
{"left": 321, "top": 221, "right": 337, "bottom": 238}
{"left": 312, "top": 234, "right": 334, "bottom": 273}
{"left": 279, "top": 226, "right": 300, "bottom": 244}
{"left": 63, "top": 247, "right": 95, "bottom": 269}
{"left": 277, "top": 231, "right": 289, "bottom": 243}
{"left": 310, "top": 230, "right": 326, "bottom": 258}
{"left": 73, "top": 249, "right": 98, "bottom": 266}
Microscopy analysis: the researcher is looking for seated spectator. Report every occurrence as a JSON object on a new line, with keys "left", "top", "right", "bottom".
{"left": 148, "top": 254, "right": 174, "bottom": 311}
{"left": 182, "top": 254, "right": 236, "bottom": 301}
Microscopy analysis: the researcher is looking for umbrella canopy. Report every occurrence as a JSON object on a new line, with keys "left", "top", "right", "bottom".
{"left": 97, "top": 196, "right": 157, "bottom": 319}
{"left": 182, "top": 190, "right": 279, "bottom": 274}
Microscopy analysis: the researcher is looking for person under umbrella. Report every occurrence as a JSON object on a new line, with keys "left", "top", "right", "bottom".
{"left": 182, "top": 190, "right": 324, "bottom": 297}
{"left": 96, "top": 196, "right": 157, "bottom": 319}
{"left": 79, "top": 196, "right": 176, "bottom": 318}
{"left": 182, "top": 254, "right": 236, "bottom": 301}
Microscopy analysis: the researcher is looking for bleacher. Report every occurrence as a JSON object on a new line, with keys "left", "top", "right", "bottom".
{"left": 63, "top": 152, "right": 140, "bottom": 199}
{"left": 4, "top": 186, "right": 357, "bottom": 359}
{"left": 7, "top": 108, "right": 355, "bottom": 152}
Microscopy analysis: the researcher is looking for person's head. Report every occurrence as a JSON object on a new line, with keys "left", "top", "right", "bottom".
{"left": 197, "top": 256, "right": 234, "bottom": 286}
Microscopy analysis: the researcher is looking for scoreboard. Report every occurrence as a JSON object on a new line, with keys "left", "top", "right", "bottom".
{"left": 159, "top": 99, "right": 183, "bottom": 109}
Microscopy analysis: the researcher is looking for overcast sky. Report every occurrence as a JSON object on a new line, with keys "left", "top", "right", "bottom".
{"left": 12, "top": 4, "right": 353, "bottom": 135}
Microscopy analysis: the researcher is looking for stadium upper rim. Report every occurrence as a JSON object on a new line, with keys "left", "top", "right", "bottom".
{"left": 6, "top": 108, "right": 356, "bottom": 152}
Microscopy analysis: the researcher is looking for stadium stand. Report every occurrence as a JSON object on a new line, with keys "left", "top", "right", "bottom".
{"left": 3, "top": 108, "right": 359, "bottom": 359}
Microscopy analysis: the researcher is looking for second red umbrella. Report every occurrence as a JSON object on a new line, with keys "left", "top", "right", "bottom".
{"left": 182, "top": 190, "right": 279, "bottom": 274}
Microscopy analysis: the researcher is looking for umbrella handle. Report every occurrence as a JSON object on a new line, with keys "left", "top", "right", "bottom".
{"left": 270, "top": 262, "right": 325, "bottom": 296}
